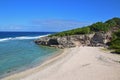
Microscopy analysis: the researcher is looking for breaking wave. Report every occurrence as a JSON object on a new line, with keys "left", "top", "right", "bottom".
{"left": 0, "top": 34, "right": 49, "bottom": 42}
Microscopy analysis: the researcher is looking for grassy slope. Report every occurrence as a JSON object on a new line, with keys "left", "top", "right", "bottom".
{"left": 50, "top": 17, "right": 120, "bottom": 37}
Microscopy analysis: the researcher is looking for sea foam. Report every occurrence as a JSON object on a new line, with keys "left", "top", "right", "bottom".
{"left": 0, "top": 34, "right": 49, "bottom": 42}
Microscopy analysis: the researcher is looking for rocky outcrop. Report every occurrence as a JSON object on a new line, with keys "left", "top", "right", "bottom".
{"left": 91, "top": 32, "right": 112, "bottom": 46}
{"left": 35, "top": 32, "right": 112, "bottom": 48}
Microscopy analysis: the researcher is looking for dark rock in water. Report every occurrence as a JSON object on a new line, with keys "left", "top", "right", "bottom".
{"left": 35, "top": 32, "right": 112, "bottom": 48}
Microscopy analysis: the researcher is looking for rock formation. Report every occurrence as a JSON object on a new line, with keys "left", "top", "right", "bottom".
{"left": 35, "top": 32, "right": 112, "bottom": 48}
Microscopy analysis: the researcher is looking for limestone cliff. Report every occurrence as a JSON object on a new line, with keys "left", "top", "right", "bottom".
{"left": 35, "top": 32, "right": 112, "bottom": 48}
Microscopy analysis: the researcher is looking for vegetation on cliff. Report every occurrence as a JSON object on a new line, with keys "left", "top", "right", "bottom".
{"left": 49, "top": 17, "right": 120, "bottom": 37}
{"left": 109, "top": 30, "right": 120, "bottom": 53}
{"left": 48, "top": 17, "right": 120, "bottom": 53}
{"left": 49, "top": 27, "right": 90, "bottom": 37}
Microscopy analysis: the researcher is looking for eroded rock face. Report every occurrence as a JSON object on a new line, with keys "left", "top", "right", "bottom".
{"left": 35, "top": 32, "right": 112, "bottom": 48}
{"left": 91, "top": 32, "right": 112, "bottom": 46}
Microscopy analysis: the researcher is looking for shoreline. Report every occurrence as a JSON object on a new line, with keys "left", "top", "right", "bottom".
{"left": 2, "top": 47, "right": 120, "bottom": 80}
{"left": 2, "top": 48, "right": 66, "bottom": 80}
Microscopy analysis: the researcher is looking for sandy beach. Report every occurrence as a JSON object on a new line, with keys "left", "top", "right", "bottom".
{"left": 2, "top": 47, "right": 120, "bottom": 80}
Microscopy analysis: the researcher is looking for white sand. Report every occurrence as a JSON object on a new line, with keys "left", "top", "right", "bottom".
{"left": 2, "top": 47, "right": 120, "bottom": 80}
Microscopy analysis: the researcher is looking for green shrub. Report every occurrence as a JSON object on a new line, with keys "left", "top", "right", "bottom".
{"left": 90, "top": 22, "right": 110, "bottom": 32}
{"left": 115, "top": 49, "right": 120, "bottom": 54}
{"left": 109, "top": 39, "right": 120, "bottom": 49}
{"left": 109, "top": 30, "right": 120, "bottom": 53}
{"left": 105, "top": 17, "right": 120, "bottom": 26}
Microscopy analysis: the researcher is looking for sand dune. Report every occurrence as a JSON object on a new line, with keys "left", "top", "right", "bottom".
{"left": 3, "top": 47, "right": 120, "bottom": 80}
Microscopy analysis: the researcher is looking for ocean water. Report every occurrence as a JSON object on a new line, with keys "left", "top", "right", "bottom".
{"left": 0, "top": 32, "right": 59, "bottom": 78}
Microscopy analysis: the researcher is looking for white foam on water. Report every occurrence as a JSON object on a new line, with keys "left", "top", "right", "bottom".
{"left": 0, "top": 34, "right": 49, "bottom": 42}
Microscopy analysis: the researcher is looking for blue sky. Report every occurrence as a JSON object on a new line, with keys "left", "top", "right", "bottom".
{"left": 0, "top": 0, "right": 120, "bottom": 32}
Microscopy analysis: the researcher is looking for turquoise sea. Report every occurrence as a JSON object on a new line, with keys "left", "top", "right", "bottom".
{"left": 0, "top": 32, "right": 59, "bottom": 78}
